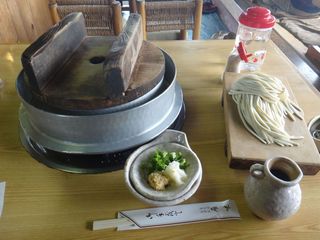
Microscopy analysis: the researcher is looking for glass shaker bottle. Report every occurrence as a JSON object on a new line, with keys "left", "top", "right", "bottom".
{"left": 233, "top": 7, "right": 276, "bottom": 72}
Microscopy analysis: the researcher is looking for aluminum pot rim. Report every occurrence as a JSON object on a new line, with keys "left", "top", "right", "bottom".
{"left": 19, "top": 84, "right": 183, "bottom": 154}
{"left": 16, "top": 50, "right": 176, "bottom": 116}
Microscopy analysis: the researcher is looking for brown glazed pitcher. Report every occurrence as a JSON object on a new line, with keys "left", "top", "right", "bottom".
{"left": 244, "top": 157, "right": 303, "bottom": 220}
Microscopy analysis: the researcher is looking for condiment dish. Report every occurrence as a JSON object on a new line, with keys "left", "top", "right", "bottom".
{"left": 124, "top": 129, "right": 202, "bottom": 206}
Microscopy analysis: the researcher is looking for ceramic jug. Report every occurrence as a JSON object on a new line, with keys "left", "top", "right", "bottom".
{"left": 244, "top": 157, "right": 303, "bottom": 220}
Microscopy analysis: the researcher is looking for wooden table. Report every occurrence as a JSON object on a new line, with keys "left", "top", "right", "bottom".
{"left": 0, "top": 40, "right": 320, "bottom": 239}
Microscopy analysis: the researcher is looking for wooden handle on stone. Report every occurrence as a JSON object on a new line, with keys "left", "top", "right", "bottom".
{"left": 103, "top": 13, "right": 143, "bottom": 98}
{"left": 21, "top": 12, "right": 86, "bottom": 94}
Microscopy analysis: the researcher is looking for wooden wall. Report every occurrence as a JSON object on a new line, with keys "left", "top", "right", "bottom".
{"left": 0, "top": 0, "right": 53, "bottom": 43}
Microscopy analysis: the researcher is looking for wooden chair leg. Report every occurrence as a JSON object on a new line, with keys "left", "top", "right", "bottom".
{"left": 193, "top": 0, "right": 203, "bottom": 40}
{"left": 137, "top": 0, "right": 147, "bottom": 40}
{"left": 129, "top": 0, "right": 138, "bottom": 13}
{"left": 113, "top": 1, "right": 123, "bottom": 35}
{"left": 48, "top": 0, "right": 60, "bottom": 24}
{"left": 180, "top": 30, "right": 187, "bottom": 40}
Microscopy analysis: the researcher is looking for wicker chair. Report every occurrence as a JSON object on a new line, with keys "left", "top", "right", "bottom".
{"left": 130, "top": 0, "right": 203, "bottom": 40}
{"left": 48, "top": 0, "right": 123, "bottom": 36}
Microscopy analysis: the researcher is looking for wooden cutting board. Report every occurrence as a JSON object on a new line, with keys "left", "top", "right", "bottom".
{"left": 223, "top": 72, "right": 320, "bottom": 175}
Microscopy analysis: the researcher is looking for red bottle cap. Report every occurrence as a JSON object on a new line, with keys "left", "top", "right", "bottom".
{"left": 239, "top": 7, "right": 276, "bottom": 29}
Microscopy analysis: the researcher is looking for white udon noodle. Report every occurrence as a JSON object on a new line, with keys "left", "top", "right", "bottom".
{"left": 229, "top": 73, "right": 304, "bottom": 147}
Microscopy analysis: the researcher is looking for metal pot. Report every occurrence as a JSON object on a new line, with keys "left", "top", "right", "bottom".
{"left": 17, "top": 51, "right": 183, "bottom": 154}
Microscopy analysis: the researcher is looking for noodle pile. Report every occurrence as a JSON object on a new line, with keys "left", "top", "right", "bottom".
{"left": 229, "top": 73, "right": 304, "bottom": 146}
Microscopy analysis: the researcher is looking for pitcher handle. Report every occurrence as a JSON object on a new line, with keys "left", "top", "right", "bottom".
{"left": 250, "top": 163, "right": 265, "bottom": 179}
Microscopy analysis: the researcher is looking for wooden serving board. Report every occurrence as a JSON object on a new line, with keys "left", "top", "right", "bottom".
{"left": 223, "top": 72, "right": 320, "bottom": 175}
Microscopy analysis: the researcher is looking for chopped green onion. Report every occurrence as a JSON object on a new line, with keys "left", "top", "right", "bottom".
{"left": 148, "top": 150, "right": 189, "bottom": 173}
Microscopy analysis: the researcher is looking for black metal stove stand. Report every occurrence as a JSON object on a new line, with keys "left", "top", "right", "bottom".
{"left": 20, "top": 103, "right": 185, "bottom": 174}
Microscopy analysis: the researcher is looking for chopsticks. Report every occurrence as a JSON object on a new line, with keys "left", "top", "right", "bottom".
{"left": 92, "top": 217, "right": 132, "bottom": 230}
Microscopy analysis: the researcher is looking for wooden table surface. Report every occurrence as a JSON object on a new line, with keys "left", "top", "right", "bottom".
{"left": 0, "top": 40, "right": 320, "bottom": 239}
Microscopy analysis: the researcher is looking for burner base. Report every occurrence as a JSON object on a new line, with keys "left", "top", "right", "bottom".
{"left": 19, "top": 103, "right": 185, "bottom": 174}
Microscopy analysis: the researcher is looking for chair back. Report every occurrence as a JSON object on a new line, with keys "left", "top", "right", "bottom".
{"left": 132, "top": 0, "right": 202, "bottom": 40}
{"left": 49, "top": 0, "right": 122, "bottom": 36}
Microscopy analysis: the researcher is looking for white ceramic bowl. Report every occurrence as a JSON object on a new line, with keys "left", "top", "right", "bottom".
{"left": 124, "top": 130, "right": 202, "bottom": 206}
